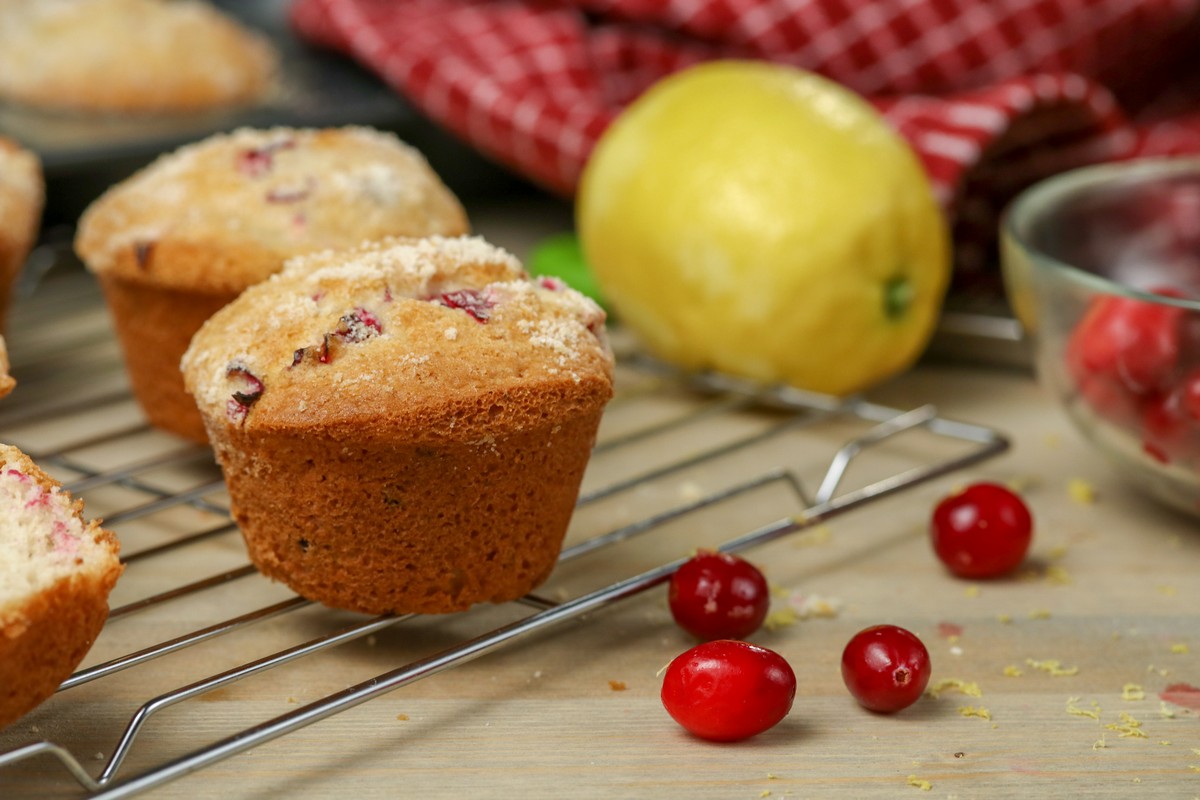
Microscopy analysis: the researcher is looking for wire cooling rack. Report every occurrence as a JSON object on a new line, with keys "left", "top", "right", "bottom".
{"left": 0, "top": 258, "right": 1008, "bottom": 798}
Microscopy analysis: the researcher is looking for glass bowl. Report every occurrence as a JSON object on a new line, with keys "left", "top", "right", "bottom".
{"left": 1001, "top": 157, "right": 1200, "bottom": 517}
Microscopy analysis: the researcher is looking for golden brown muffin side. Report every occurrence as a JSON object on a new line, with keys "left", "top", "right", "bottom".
{"left": 97, "top": 278, "right": 235, "bottom": 442}
{"left": 0, "top": 137, "right": 44, "bottom": 333}
{"left": 0, "top": 335, "right": 16, "bottom": 399}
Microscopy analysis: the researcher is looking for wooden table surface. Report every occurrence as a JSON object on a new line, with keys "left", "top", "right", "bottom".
{"left": 1, "top": 208, "right": 1198, "bottom": 799}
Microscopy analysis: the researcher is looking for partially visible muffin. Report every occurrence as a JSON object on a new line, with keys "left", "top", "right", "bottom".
{"left": 0, "top": 444, "right": 122, "bottom": 730}
{"left": 182, "top": 235, "right": 614, "bottom": 615}
{"left": 0, "top": 336, "right": 16, "bottom": 399}
{"left": 0, "top": 0, "right": 277, "bottom": 113}
{"left": 0, "top": 137, "right": 43, "bottom": 334}
{"left": 75, "top": 126, "right": 470, "bottom": 442}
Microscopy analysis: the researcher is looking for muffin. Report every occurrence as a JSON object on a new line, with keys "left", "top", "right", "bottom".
{"left": 181, "top": 236, "right": 614, "bottom": 615}
{"left": 0, "top": 336, "right": 16, "bottom": 399}
{"left": 75, "top": 126, "right": 469, "bottom": 442}
{"left": 0, "top": 136, "right": 44, "bottom": 334}
{"left": 0, "top": 444, "right": 122, "bottom": 730}
{"left": 0, "top": 0, "right": 277, "bottom": 113}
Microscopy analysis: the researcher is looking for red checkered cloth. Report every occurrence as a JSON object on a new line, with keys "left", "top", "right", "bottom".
{"left": 291, "top": 0, "right": 1200, "bottom": 285}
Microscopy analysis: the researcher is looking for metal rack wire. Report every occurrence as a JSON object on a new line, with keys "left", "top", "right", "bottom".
{"left": 0, "top": 262, "right": 1008, "bottom": 798}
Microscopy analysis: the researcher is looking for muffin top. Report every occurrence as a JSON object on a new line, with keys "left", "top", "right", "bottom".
{"left": 182, "top": 236, "right": 614, "bottom": 440}
{"left": 0, "top": 0, "right": 277, "bottom": 113}
{"left": 75, "top": 127, "right": 469, "bottom": 293}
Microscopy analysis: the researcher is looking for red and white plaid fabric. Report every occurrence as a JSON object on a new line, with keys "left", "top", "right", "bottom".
{"left": 291, "top": 0, "right": 1200, "bottom": 284}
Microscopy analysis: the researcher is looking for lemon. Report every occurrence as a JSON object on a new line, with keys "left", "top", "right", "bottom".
{"left": 576, "top": 60, "right": 950, "bottom": 396}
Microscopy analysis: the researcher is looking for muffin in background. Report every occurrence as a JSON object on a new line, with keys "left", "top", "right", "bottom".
{"left": 0, "top": 0, "right": 277, "bottom": 113}
{"left": 0, "top": 137, "right": 43, "bottom": 335}
{"left": 75, "top": 126, "right": 470, "bottom": 442}
{"left": 0, "top": 444, "right": 123, "bottom": 730}
{"left": 182, "top": 235, "right": 614, "bottom": 615}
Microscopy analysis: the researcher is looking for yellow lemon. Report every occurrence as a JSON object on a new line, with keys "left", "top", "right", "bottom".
{"left": 577, "top": 60, "right": 950, "bottom": 396}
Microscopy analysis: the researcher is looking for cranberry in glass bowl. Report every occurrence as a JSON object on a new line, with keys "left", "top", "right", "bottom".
{"left": 1001, "top": 157, "right": 1200, "bottom": 517}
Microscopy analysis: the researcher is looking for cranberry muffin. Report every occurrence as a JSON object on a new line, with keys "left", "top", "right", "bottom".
{"left": 76, "top": 126, "right": 469, "bottom": 442}
{"left": 0, "top": 444, "right": 122, "bottom": 730}
{"left": 182, "top": 235, "right": 613, "bottom": 615}
{"left": 0, "top": 0, "right": 277, "bottom": 113}
{"left": 0, "top": 137, "right": 43, "bottom": 334}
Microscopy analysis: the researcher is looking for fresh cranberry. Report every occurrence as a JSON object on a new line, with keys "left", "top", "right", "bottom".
{"left": 668, "top": 551, "right": 769, "bottom": 641}
{"left": 930, "top": 482, "right": 1033, "bottom": 579}
{"left": 1066, "top": 289, "right": 1186, "bottom": 396}
{"left": 438, "top": 289, "right": 494, "bottom": 323}
{"left": 1179, "top": 368, "right": 1200, "bottom": 421}
{"left": 1141, "top": 377, "right": 1200, "bottom": 465}
{"left": 1073, "top": 372, "right": 1143, "bottom": 429}
{"left": 841, "top": 625, "right": 931, "bottom": 713}
{"left": 660, "top": 640, "right": 795, "bottom": 742}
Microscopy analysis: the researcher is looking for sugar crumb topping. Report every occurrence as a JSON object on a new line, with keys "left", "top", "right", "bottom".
{"left": 183, "top": 235, "right": 613, "bottom": 418}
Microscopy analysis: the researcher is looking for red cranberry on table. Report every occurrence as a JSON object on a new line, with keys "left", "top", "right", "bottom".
{"left": 930, "top": 482, "right": 1033, "bottom": 579}
{"left": 840, "top": 624, "right": 931, "bottom": 713}
{"left": 660, "top": 639, "right": 796, "bottom": 742}
{"left": 668, "top": 550, "right": 770, "bottom": 641}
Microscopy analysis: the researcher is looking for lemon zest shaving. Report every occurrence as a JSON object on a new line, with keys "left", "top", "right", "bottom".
{"left": 1045, "top": 565, "right": 1072, "bottom": 585}
{"left": 958, "top": 705, "right": 991, "bottom": 720}
{"left": 1066, "top": 697, "right": 1100, "bottom": 720}
{"left": 963, "top": 585, "right": 980, "bottom": 598}
{"left": 1003, "top": 665, "right": 1023, "bottom": 677}
{"left": 1028, "top": 609, "right": 1052, "bottom": 620}
{"left": 1093, "top": 734, "right": 1107, "bottom": 750}
{"left": 906, "top": 775, "right": 932, "bottom": 791}
{"left": 1104, "top": 712, "right": 1147, "bottom": 738}
{"left": 763, "top": 607, "right": 798, "bottom": 631}
{"left": 794, "top": 524, "right": 830, "bottom": 547}
{"left": 1160, "top": 702, "right": 1176, "bottom": 719}
{"left": 1067, "top": 478, "right": 1095, "bottom": 504}
{"left": 927, "top": 678, "right": 982, "bottom": 699}
{"left": 1026, "top": 658, "right": 1078, "bottom": 677}
{"left": 996, "top": 613, "right": 1013, "bottom": 624}
{"left": 1170, "top": 643, "right": 1190, "bottom": 655}
{"left": 1122, "top": 684, "right": 1145, "bottom": 701}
